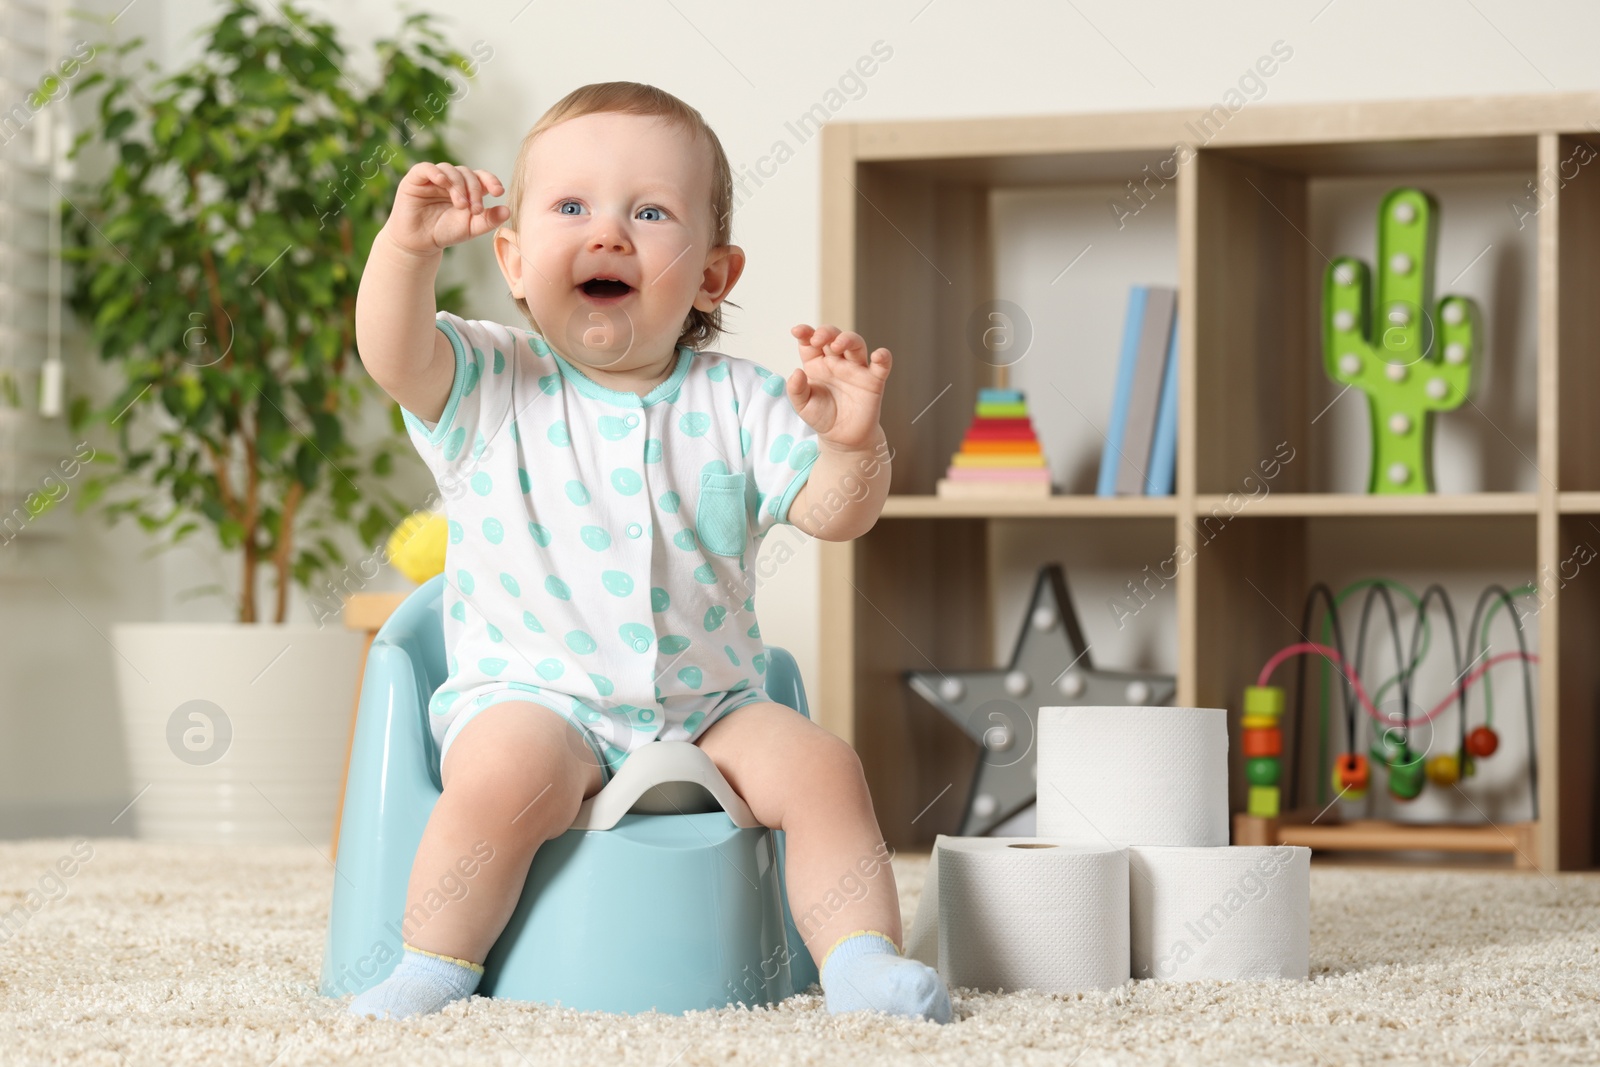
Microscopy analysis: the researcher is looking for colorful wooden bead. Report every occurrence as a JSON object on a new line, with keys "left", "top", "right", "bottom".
{"left": 1242, "top": 727, "right": 1282, "bottom": 758}
{"left": 1243, "top": 685, "right": 1285, "bottom": 718}
{"left": 1387, "top": 746, "right": 1425, "bottom": 800}
{"left": 1426, "top": 752, "right": 1461, "bottom": 786}
{"left": 1245, "top": 757, "right": 1281, "bottom": 787}
{"left": 1466, "top": 725, "right": 1500, "bottom": 758}
{"left": 1241, "top": 714, "right": 1279, "bottom": 730}
{"left": 1333, "top": 752, "right": 1370, "bottom": 794}
{"left": 1247, "top": 785, "right": 1281, "bottom": 818}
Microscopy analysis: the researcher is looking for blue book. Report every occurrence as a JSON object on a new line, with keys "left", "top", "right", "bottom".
{"left": 1096, "top": 287, "right": 1149, "bottom": 497}
{"left": 1144, "top": 307, "right": 1179, "bottom": 496}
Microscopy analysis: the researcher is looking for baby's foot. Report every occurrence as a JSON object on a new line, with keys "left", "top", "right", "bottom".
{"left": 819, "top": 930, "right": 952, "bottom": 1023}
{"left": 347, "top": 944, "right": 483, "bottom": 1020}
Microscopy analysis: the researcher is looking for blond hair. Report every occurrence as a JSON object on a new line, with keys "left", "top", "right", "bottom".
{"left": 500, "top": 81, "right": 736, "bottom": 351}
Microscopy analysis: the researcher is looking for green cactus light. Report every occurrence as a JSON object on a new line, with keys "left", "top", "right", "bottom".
{"left": 1322, "top": 188, "right": 1479, "bottom": 494}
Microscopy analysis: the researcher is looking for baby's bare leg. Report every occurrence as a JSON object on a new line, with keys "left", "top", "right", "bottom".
{"left": 349, "top": 700, "right": 603, "bottom": 1019}
{"left": 404, "top": 700, "right": 604, "bottom": 963}
{"left": 695, "top": 702, "right": 949, "bottom": 1021}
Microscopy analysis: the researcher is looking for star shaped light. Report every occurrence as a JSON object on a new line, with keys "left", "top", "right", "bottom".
{"left": 905, "top": 563, "right": 1176, "bottom": 836}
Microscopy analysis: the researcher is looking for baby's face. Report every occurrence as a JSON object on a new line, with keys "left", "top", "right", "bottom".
{"left": 494, "top": 112, "right": 741, "bottom": 375}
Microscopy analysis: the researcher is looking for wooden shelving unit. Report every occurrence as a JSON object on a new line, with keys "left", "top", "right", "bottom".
{"left": 817, "top": 94, "right": 1600, "bottom": 870}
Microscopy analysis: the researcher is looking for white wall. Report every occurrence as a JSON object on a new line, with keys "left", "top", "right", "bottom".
{"left": 5, "top": 0, "right": 1597, "bottom": 834}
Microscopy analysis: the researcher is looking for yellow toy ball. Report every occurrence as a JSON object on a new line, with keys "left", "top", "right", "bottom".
{"left": 387, "top": 510, "right": 448, "bottom": 584}
{"left": 1426, "top": 753, "right": 1461, "bottom": 787}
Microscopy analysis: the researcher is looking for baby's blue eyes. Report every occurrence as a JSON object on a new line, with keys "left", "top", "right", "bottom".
{"left": 556, "top": 200, "right": 669, "bottom": 221}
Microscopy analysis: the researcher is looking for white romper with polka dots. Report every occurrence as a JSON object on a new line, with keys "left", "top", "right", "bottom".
{"left": 400, "top": 311, "right": 820, "bottom": 784}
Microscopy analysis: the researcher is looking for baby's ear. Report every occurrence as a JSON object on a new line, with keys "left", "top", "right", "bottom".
{"left": 493, "top": 227, "right": 526, "bottom": 300}
{"left": 694, "top": 243, "right": 746, "bottom": 312}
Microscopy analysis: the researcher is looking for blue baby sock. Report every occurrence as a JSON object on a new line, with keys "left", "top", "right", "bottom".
{"left": 347, "top": 943, "right": 483, "bottom": 1020}
{"left": 819, "top": 930, "right": 952, "bottom": 1023}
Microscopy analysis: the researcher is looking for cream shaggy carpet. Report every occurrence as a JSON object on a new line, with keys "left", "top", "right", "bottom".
{"left": 2, "top": 840, "right": 1598, "bottom": 1066}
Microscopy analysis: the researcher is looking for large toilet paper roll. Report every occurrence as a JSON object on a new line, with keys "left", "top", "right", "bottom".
{"left": 916, "top": 836, "right": 1130, "bottom": 994}
{"left": 1129, "top": 845, "right": 1311, "bottom": 980}
{"left": 1037, "top": 706, "right": 1229, "bottom": 847}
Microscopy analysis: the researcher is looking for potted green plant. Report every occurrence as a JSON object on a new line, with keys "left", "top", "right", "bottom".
{"left": 61, "top": 0, "right": 486, "bottom": 843}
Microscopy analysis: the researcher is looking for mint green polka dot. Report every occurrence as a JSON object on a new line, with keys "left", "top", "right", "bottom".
{"left": 681, "top": 710, "right": 705, "bottom": 733}
{"left": 651, "top": 587, "right": 671, "bottom": 612}
{"left": 523, "top": 611, "right": 544, "bottom": 633}
{"left": 739, "top": 428, "right": 752, "bottom": 456}
{"left": 599, "top": 415, "right": 635, "bottom": 441}
{"left": 509, "top": 421, "right": 520, "bottom": 443}
{"left": 620, "top": 622, "right": 654, "bottom": 652}
{"left": 448, "top": 520, "right": 463, "bottom": 544}
{"left": 660, "top": 491, "right": 681, "bottom": 513}
{"left": 706, "top": 363, "right": 729, "bottom": 381}
{"left": 539, "top": 373, "right": 560, "bottom": 395}
{"left": 519, "top": 467, "right": 531, "bottom": 493}
{"left": 659, "top": 635, "right": 691, "bottom": 655}
{"left": 768, "top": 434, "right": 793, "bottom": 464}
{"left": 702, "top": 458, "right": 730, "bottom": 478}
{"left": 482, "top": 517, "right": 503, "bottom": 544}
{"left": 472, "top": 431, "right": 487, "bottom": 459}
{"left": 471, "top": 471, "right": 492, "bottom": 496}
{"left": 429, "top": 689, "right": 458, "bottom": 715}
{"left": 528, "top": 523, "right": 551, "bottom": 547}
{"left": 753, "top": 651, "right": 767, "bottom": 674}
{"left": 545, "top": 575, "right": 571, "bottom": 599}
{"left": 500, "top": 572, "right": 521, "bottom": 596}
{"left": 611, "top": 468, "right": 642, "bottom": 495}
{"left": 486, "top": 624, "right": 502, "bottom": 643}
{"left": 704, "top": 605, "right": 727, "bottom": 631}
{"left": 790, "top": 440, "right": 819, "bottom": 470}
{"left": 462, "top": 355, "right": 481, "bottom": 396}
{"left": 449, "top": 601, "right": 466, "bottom": 621}
{"left": 724, "top": 644, "right": 740, "bottom": 666}
{"left": 493, "top": 348, "right": 505, "bottom": 374}
{"left": 589, "top": 673, "right": 615, "bottom": 697}
{"left": 747, "top": 621, "right": 761, "bottom": 638}
{"left": 566, "top": 480, "right": 590, "bottom": 505}
{"left": 694, "top": 563, "right": 717, "bottom": 583}
{"left": 644, "top": 438, "right": 663, "bottom": 463}
{"left": 581, "top": 525, "right": 611, "bottom": 551}
{"left": 673, "top": 529, "right": 697, "bottom": 551}
{"left": 548, "top": 420, "right": 570, "bottom": 447}
{"left": 622, "top": 704, "right": 657, "bottom": 730}
{"left": 536, "top": 658, "right": 565, "bottom": 680}
{"left": 679, "top": 411, "right": 711, "bottom": 437}
{"left": 479, "top": 656, "right": 507, "bottom": 676}
{"left": 730, "top": 678, "right": 751, "bottom": 693}
{"left": 678, "top": 666, "right": 703, "bottom": 688}
{"left": 566, "top": 630, "right": 597, "bottom": 655}
{"left": 443, "top": 426, "right": 467, "bottom": 461}
{"left": 457, "top": 569, "right": 474, "bottom": 595}
{"left": 743, "top": 595, "right": 756, "bottom": 611}
{"left": 602, "top": 570, "right": 634, "bottom": 597}
{"left": 762, "top": 374, "right": 785, "bottom": 397}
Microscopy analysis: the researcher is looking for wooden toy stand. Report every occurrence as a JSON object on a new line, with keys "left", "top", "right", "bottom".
{"left": 1233, "top": 810, "right": 1540, "bottom": 869}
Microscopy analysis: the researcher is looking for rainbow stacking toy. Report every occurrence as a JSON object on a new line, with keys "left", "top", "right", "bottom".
{"left": 935, "top": 387, "right": 1052, "bottom": 499}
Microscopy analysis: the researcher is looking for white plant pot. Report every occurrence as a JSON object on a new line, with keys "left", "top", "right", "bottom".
{"left": 109, "top": 622, "right": 365, "bottom": 845}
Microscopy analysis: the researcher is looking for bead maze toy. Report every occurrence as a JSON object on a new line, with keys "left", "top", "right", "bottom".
{"left": 934, "top": 386, "right": 1052, "bottom": 499}
{"left": 1322, "top": 187, "right": 1479, "bottom": 494}
{"left": 1233, "top": 580, "right": 1540, "bottom": 866}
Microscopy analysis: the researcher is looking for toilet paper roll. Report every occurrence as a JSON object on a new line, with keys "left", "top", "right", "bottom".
{"left": 1129, "top": 845, "right": 1311, "bottom": 981}
{"left": 1037, "top": 706, "right": 1229, "bottom": 847}
{"left": 924, "top": 835, "right": 1130, "bottom": 994}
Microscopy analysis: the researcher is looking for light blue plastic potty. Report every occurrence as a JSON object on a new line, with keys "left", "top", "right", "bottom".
{"left": 320, "top": 574, "right": 820, "bottom": 1014}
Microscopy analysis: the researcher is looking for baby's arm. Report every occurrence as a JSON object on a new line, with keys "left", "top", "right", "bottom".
{"left": 782, "top": 324, "right": 894, "bottom": 541}
{"left": 357, "top": 162, "right": 509, "bottom": 422}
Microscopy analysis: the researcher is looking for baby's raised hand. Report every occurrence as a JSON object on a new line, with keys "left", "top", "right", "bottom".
{"left": 786, "top": 324, "right": 893, "bottom": 451}
{"left": 386, "top": 162, "right": 510, "bottom": 257}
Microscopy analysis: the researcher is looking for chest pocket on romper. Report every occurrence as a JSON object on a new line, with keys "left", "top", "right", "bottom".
{"left": 695, "top": 470, "right": 748, "bottom": 557}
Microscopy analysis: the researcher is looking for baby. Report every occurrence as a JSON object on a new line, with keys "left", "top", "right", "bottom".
{"left": 347, "top": 81, "right": 951, "bottom": 1024}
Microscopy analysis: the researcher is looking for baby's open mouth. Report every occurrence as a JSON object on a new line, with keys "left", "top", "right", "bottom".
{"left": 579, "top": 277, "right": 633, "bottom": 298}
